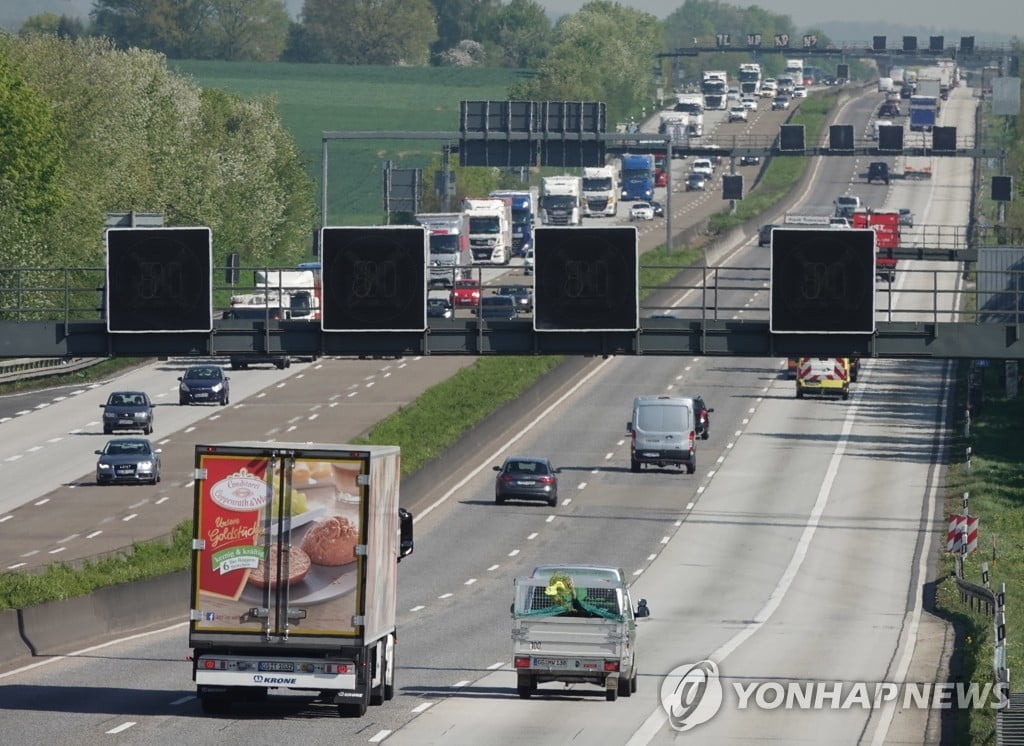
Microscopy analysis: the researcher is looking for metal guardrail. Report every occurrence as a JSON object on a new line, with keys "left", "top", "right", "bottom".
{"left": 0, "top": 357, "right": 103, "bottom": 384}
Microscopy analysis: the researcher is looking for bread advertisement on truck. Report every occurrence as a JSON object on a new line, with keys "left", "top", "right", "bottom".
{"left": 191, "top": 448, "right": 381, "bottom": 635}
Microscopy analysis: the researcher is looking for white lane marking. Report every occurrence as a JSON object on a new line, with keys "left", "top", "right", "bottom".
{"left": 86, "top": 530, "right": 102, "bottom": 539}
{"left": 169, "top": 695, "right": 195, "bottom": 706}
{"left": 487, "top": 564, "right": 499, "bottom": 572}
{"left": 368, "top": 730, "right": 391, "bottom": 743}
{"left": 633, "top": 569, "right": 644, "bottom": 576}
{"left": 0, "top": 516, "right": 11, "bottom": 523}
{"left": 155, "top": 497, "right": 169, "bottom": 505}
{"left": 627, "top": 368, "right": 863, "bottom": 745}
{"left": 347, "top": 392, "right": 358, "bottom": 398}
{"left": 184, "top": 426, "right": 196, "bottom": 433}
{"left": 6, "top": 563, "right": 25, "bottom": 570}
{"left": 464, "top": 578, "right": 477, "bottom": 585}
{"left": 438, "top": 593, "right": 453, "bottom": 599}
{"left": 409, "top": 605, "right": 425, "bottom": 612}
{"left": 647, "top": 554, "right": 657, "bottom": 561}
{"left": 411, "top": 702, "right": 433, "bottom": 714}
{"left": 365, "top": 381, "right": 376, "bottom": 388}
{"left": 674, "top": 520, "right": 682, "bottom": 527}
{"left": 590, "top": 468, "right": 599, "bottom": 474}
{"left": 58, "top": 534, "right": 79, "bottom": 544}
{"left": 46, "top": 437, "right": 63, "bottom": 443}
{"left": 561, "top": 498, "right": 571, "bottom": 506}
{"left": 452, "top": 680, "right": 469, "bottom": 689}
{"left": 414, "top": 358, "right": 615, "bottom": 523}
{"left": 508, "top": 549, "right": 520, "bottom": 557}
{"left": 5, "top": 455, "right": 23, "bottom": 462}
{"left": 20, "top": 550, "right": 39, "bottom": 557}
{"left": 122, "top": 514, "right": 137, "bottom": 522}
{"left": 545, "top": 515, "right": 555, "bottom": 523}
{"left": 487, "top": 661, "right": 505, "bottom": 670}
{"left": 605, "top": 452, "right": 614, "bottom": 460}
{"left": 527, "top": 533, "right": 538, "bottom": 540}
{"left": 106, "top": 723, "right": 136, "bottom": 735}
{"left": 27, "top": 446, "right": 42, "bottom": 453}
{"left": 660, "top": 536, "right": 670, "bottom": 545}
{"left": 48, "top": 547, "right": 66, "bottom": 555}
{"left": 686, "top": 502, "right": 694, "bottom": 510}
{"left": 577, "top": 482, "right": 587, "bottom": 490}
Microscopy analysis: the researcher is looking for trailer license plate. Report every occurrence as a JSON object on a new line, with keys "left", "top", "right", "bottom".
{"left": 258, "top": 661, "right": 295, "bottom": 672}
{"left": 533, "top": 657, "right": 567, "bottom": 667}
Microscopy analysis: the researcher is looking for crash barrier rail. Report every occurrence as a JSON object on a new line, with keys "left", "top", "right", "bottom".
{"left": 0, "top": 357, "right": 101, "bottom": 384}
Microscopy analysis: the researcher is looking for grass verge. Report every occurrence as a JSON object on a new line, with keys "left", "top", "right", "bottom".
{"left": 935, "top": 360, "right": 1024, "bottom": 744}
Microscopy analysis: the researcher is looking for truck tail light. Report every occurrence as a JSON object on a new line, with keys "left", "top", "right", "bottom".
{"left": 514, "top": 657, "right": 531, "bottom": 668}
{"left": 604, "top": 661, "right": 620, "bottom": 672}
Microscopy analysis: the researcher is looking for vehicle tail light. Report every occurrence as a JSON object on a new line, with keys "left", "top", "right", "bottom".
{"left": 604, "top": 661, "right": 620, "bottom": 672}
{"left": 514, "top": 657, "right": 531, "bottom": 668}
{"left": 688, "top": 431, "right": 695, "bottom": 451}
{"left": 500, "top": 475, "right": 514, "bottom": 483}
{"left": 537, "top": 476, "right": 554, "bottom": 484}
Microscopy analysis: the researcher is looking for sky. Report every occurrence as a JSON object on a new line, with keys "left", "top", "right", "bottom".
{"left": 543, "top": 0, "right": 1019, "bottom": 38}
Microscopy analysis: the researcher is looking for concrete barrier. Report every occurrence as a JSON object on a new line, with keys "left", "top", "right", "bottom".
{"left": 2, "top": 572, "right": 187, "bottom": 671}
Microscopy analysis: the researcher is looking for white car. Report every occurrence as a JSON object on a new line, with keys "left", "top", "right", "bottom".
{"left": 728, "top": 106, "right": 748, "bottom": 123}
{"left": 522, "top": 248, "right": 534, "bottom": 275}
{"left": 691, "top": 158, "right": 714, "bottom": 177}
{"left": 630, "top": 202, "right": 655, "bottom": 221}
{"left": 792, "top": 86, "right": 808, "bottom": 98}
{"left": 741, "top": 96, "right": 758, "bottom": 111}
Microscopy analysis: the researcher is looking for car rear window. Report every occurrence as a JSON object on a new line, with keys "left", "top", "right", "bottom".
{"left": 507, "top": 460, "right": 549, "bottom": 475}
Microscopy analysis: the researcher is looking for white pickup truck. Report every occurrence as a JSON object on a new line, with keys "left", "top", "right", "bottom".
{"left": 511, "top": 567, "right": 647, "bottom": 701}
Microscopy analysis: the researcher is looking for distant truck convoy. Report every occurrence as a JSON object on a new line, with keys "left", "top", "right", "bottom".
{"left": 188, "top": 441, "right": 414, "bottom": 718}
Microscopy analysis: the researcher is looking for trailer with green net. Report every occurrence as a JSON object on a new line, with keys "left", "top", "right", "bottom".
{"left": 510, "top": 571, "right": 641, "bottom": 701}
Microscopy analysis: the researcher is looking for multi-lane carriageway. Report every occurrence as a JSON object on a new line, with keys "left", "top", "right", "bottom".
{"left": 0, "top": 82, "right": 978, "bottom": 745}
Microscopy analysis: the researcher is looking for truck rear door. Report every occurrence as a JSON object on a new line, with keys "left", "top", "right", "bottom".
{"left": 190, "top": 445, "right": 368, "bottom": 644}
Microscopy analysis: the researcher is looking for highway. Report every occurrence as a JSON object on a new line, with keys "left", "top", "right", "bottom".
{"left": 0, "top": 83, "right": 973, "bottom": 745}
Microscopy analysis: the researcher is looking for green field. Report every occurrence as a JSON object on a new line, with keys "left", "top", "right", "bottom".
{"left": 169, "top": 61, "right": 525, "bottom": 224}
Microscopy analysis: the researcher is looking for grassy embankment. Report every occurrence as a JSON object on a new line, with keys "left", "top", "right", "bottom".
{"left": 0, "top": 78, "right": 837, "bottom": 611}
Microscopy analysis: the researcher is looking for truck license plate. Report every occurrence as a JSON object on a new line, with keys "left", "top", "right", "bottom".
{"left": 533, "top": 657, "right": 567, "bottom": 667}
{"left": 258, "top": 661, "right": 295, "bottom": 672}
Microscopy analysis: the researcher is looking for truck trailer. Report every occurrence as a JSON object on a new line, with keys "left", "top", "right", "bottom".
{"left": 189, "top": 441, "right": 414, "bottom": 717}
{"left": 415, "top": 212, "right": 468, "bottom": 288}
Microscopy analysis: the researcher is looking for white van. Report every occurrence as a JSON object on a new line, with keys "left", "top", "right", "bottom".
{"left": 626, "top": 395, "right": 696, "bottom": 473}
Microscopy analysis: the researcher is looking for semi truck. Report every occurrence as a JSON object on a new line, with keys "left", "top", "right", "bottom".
{"left": 489, "top": 188, "right": 539, "bottom": 257}
{"left": 539, "top": 175, "right": 583, "bottom": 226}
{"left": 414, "top": 212, "right": 468, "bottom": 288}
{"left": 511, "top": 566, "right": 643, "bottom": 701}
{"left": 738, "top": 62, "right": 762, "bottom": 96}
{"left": 672, "top": 94, "right": 705, "bottom": 136}
{"left": 581, "top": 165, "right": 619, "bottom": 217}
{"left": 701, "top": 70, "right": 728, "bottom": 110}
{"left": 619, "top": 154, "right": 655, "bottom": 202}
{"left": 784, "top": 58, "right": 804, "bottom": 85}
{"left": 188, "top": 441, "right": 414, "bottom": 717}
{"left": 463, "top": 198, "right": 513, "bottom": 264}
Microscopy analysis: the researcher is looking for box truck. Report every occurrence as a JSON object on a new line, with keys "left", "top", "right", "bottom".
{"left": 188, "top": 441, "right": 414, "bottom": 717}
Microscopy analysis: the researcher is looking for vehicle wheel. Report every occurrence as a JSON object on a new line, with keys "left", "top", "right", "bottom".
{"left": 276, "top": 360, "right": 286, "bottom": 369}
{"left": 701, "top": 430, "right": 709, "bottom": 440}
{"left": 370, "top": 641, "right": 387, "bottom": 706}
{"left": 517, "top": 674, "right": 535, "bottom": 699}
{"left": 145, "top": 424, "right": 153, "bottom": 435}
{"left": 384, "top": 645, "right": 395, "bottom": 701}
{"left": 547, "top": 495, "right": 558, "bottom": 507}
{"left": 686, "top": 462, "right": 696, "bottom": 475}
{"left": 230, "top": 362, "right": 241, "bottom": 370}
{"left": 103, "top": 425, "right": 112, "bottom": 435}
{"left": 618, "top": 673, "right": 632, "bottom": 698}
{"left": 795, "top": 389, "right": 804, "bottom": 399}
{"left": 630, "top": 457, "right": 640, "bottom": 473}
{"left": 180, "top": 397, "right": 189, "bottom": 406}
{"left": 842, "top": 391, "right": 850, "bottom": 401}
{"left": 606, "top": 686, "right": 618, "bottom": 702}
{"left": 221, "top": 395, "right": 229, "bottom": 406}
{"left": 495, "top": 495, "right": 504, "bottom": 505}
{"left": 631, "top": 671, "right": 638, "bottom": 693}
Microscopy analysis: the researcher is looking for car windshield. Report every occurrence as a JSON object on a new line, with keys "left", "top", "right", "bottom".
{"left": 108, "top": 393, "right": 145, "bottom": 406}
{"left": 427, "top": 298, "right": 449, "bottom": 308}
{"left": 187, "top": 368, "right": 220, "bottom": 380}
{"left": 105, "top": 441, "right": 150, "bottom": 456}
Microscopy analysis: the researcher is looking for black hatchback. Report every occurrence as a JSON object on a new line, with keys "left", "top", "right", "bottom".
{"left": 493, "top": 457, "right": 560, "bottom": 506}
{"left": 100, "top": 391, "right": 155, "bottom": 435}
{"left": 178, "top": 365, "right": 230, "bottom": 406}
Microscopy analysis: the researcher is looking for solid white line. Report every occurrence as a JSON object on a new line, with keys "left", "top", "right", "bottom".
{"left": 106, "top": 723, "right": 136, "bottom": 735}
{"left": 413, "top": 358, "right": 614, "bottom": 523}
{"left": 411, "top": 702, "right": 433, "bottom": 714}
{"left": 368, "top": 730, "right": 391, "bottom": 743}
{"left": 487, "top": 661, "right": 505, "bottom": 670}
{"left": 626, "top": 375, "right": 862, "bottom": 745}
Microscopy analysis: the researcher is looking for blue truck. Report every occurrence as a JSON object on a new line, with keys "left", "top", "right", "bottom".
{"left": 619, "top": 154, "right": 655, "bottom": 202}
{"left": 909, "top": 96, "right": 937, "bottom": 131}
{"left": 489, "top": 188, "right": 538, "bottom": 257}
